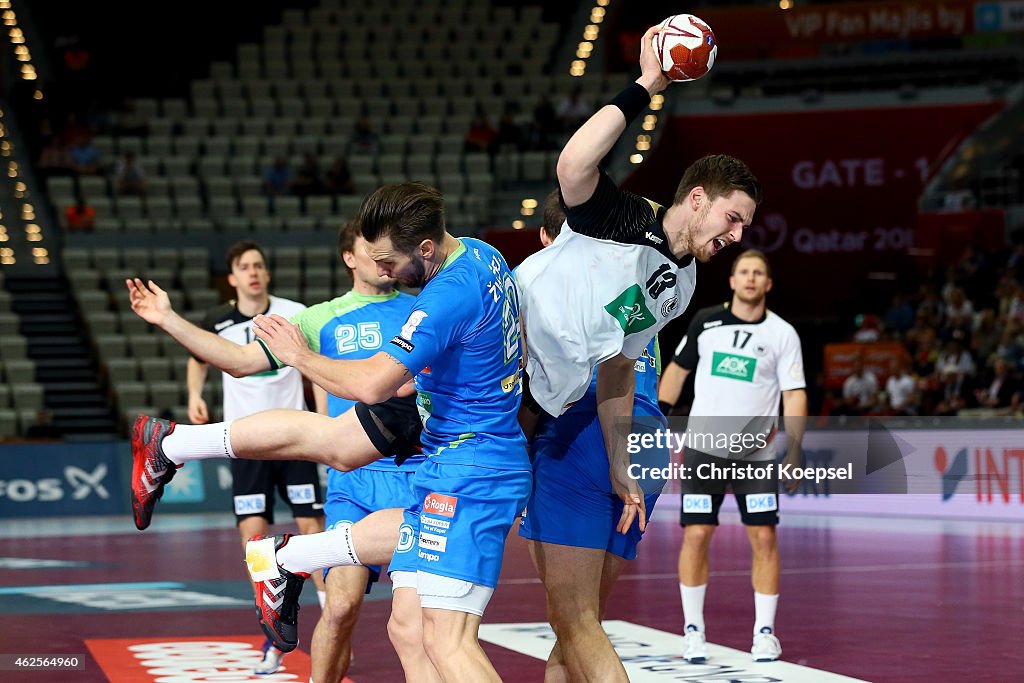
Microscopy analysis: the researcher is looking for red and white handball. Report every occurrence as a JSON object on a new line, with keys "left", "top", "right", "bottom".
{"left": 653, "top": 14, "right": 717, "bottom": 82}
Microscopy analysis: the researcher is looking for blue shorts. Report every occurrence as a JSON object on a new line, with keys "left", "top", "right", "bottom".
{"left": 324, "top": 466, "right": 417, "bottom": 582}
{"left": 518, "top": 411, "right": 667, "bottom": 560}
{"left": 389, "top": 457, "right": 532, "bottom": 587}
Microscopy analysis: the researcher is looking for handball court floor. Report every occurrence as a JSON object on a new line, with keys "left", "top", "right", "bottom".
{"left": 1, "top": 507, "right": 1021, "bottom": 683}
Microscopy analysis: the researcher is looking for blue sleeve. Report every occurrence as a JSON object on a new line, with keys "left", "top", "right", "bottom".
{"left": 385, "top": 277, "right": 478, "bottom": 375}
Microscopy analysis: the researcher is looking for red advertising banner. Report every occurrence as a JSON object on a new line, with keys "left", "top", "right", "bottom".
{"left": 86, "top": 635, "right": 317, "bottom": 682}
{"left": 612, "top": 1, "right": 979, "bottom": 63}
{"left": 623, "top": 101, "right": 1003, "bottom": 316}
{"left": 825, "top": 342, "right": 908, "bottom": 389}
{"left": 703, "top": 1, "right": 974, "bottom": 48}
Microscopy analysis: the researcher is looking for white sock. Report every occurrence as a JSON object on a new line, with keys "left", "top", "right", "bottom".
{"left": 754, "top": 592, "right": 779, "bottom": 634}
{"left": 680, "top": 583, "right": 707, "bottom": 632}
{"left": 317, "top": 590, "right": 326, "bottom": 609}
{"left": 276, "top": 523, "right": 362, "bottom": 575}
{"left": 161, "top": 421, "right": 236, "bottom": 464}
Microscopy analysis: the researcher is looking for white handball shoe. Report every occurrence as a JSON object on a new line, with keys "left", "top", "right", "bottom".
{"left": 751, "top": 627, "right": 782, "bottom": 662}
{"left": 683, "top": 624, "right": 709, "bottom": 663}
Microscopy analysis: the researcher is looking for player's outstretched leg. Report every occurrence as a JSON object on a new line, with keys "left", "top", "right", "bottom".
{"left": 246, "top": 534, "right": 310, "bottom": 653}
{"left": 129, "top": 415, "right": 180, "bottom": 530}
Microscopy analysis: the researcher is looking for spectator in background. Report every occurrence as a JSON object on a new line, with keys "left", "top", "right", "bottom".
{"left": 463, "top": 108, "right": 497, "bottom": 154}
{"left": 942, "top": 287, "right": 974, "bottom": 337}
{"left": 347, "top": 117, "right": 380, "bottom": 157}
{"left": 884, "top": 357, "right": 918, "bottom": 415}
{"left": 113, "top": 151, "right": 147, "bottom": 198}
{"left": 937, "top": 336, "right": 975, "bottom": 380}
{"left": 904, "top": 310, "right": 935, "bottom": 355}
{"left": 24, "top": 408, "right": 61, "bottom": 440}
{"left": 933, "top": 368, "right": 970, "bottom": 416}
{"left": 1001, "top": 282, "right": 1024, "bottom": 323}
{"left": 324, "top": 157, "right": 354, "bottom": 196}
{"left": 68, "top": 133, "right": 101, "bottom": 175}
{"left": 842, "top": 357, "right": 878, "bottom": 414}
{"left": 883, "top": 294, "right": 915, "bottom": 334}
{"left": 556, "top": 86, "right": 592, "bottom": 134}
{"left": 995, "top": 320, "right": 1024, "bottom": 370}
{"left": 973, "top": 356, "right": 1020, "bottom": 412}
{"left": 38, "top": 137, "right": 74, "bottom": 179}
{"left": 528, "top": 94, "right": 557, "bottom": 150}
{"left": 110, "top": 96, "right": 149, "bottom": 137}
{"left": 65, "top": 196, "right": 96, "bottom": 232}
{"left": 916, "top": 285, "right": 945, "bottom": 328}
{"left": 291, "top": 152, "right": 326, "bottom": 198}
{"left": 852, "top": 313, "right": 881, "bottom": 343}
{"left": 261, "top": 156, "right": 292, "bottom": 197}
{"left": 494, "top": 103, "right": 524, "bottom": 152}
{"left": 971, "top": 309, "right": 1002, "bottom": 362}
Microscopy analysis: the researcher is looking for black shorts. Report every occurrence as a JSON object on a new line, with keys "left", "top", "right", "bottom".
{"left": 231, "top": 459, "right": 323, "bottom": 525}
{"left": 355, "top": 394, "right": 423, "bottom": 464}
{"left": 679, "top": 449, "right": 779, "bottom": 527}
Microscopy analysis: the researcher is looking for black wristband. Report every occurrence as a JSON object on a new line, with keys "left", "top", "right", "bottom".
{"left": 608, "top": 82, "right": 652, "bottom": 125}
{"left": 658, "top": 400, "right": 673, "bottom": 416}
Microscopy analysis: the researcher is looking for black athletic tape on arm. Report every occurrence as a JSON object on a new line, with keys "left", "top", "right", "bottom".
{"left": 608, "top": 82, "right": 652, "bottom": 126}
{"left": 658, "top": 400, "right": 673, "bottom": 416}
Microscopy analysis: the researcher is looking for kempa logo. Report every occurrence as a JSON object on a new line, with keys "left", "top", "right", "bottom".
{"left": 604, "top": 285, "right": 657, "bottom": 335}
{"left": 711, "top": 351, "right": 757, "bottom": 382}
{"left": 644, "top": 231, "right": 664, "bottom": 245}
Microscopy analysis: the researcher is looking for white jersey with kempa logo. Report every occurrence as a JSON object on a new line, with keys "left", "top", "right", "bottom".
{"left": 197, "top": 296, "right": 307, "bottom": 421}
{"left": 673, "top": 303, "right": 805, "bottom": 460}
{"left": 517, "top": 170, "right": 697, "bottom": 416}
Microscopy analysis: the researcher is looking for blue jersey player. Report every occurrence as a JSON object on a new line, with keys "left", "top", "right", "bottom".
{"left": 129, "top": 182, "right": 527, "bottom": 683}
{"left": 290, "top": 220, "right": 422, "bottom": 683}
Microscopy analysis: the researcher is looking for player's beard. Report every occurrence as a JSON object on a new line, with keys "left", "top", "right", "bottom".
{"left": 686, "top": 204, "right": 715, "bottom": 263}
{"left": 400, "top": 257, "right": 427, "bottom": 288}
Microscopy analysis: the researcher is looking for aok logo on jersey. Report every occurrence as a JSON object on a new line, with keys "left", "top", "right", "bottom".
{"left": 604, "top": 285, "right": 657, "bottom": 335}
{"left": 711, "top": 351, "right": 757, "bottom": 382}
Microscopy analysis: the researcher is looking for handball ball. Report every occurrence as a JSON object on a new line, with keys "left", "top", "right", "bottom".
{"left": 654, "top": 14, "right": 717, "bottom": 82}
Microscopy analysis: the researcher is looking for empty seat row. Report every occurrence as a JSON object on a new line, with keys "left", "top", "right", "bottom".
{"left": 63, "top": 246, "right": 209, "bottom": 271}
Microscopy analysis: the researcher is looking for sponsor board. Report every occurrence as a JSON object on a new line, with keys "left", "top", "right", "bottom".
{"left": 0, "top": 442, "right": 124, "bottom": 517}
{"left": 659, "top": 429, "right": 1024, "bottom": 520}
{"left": 85, "top": 635, "right": 319, "bottom": 682}
{"left": 162, "top": 462, "right": 205, "bottom": 503}
{"left": 479, "top": 620, "right": 868, "bottom": 682}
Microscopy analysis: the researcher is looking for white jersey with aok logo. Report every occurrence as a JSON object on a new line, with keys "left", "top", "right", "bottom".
{"left": 516, "top": 171, "right": 697, "bottom": 416}
{"left": 673, "top": 303, "right": 805, "bottom": 460}
{"left": 198, "top": 296, "right": 307, "bottom": 421}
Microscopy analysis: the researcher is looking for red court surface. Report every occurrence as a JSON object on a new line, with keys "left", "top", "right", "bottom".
{"left": 1, "top": 508, "right": 1021, "bottom": 682}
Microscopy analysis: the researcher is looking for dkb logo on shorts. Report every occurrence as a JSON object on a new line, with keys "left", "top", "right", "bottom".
{"left": 683, "top": 494, "right": 712, "bottom": 513}
{"left": 745, "top": 493, "right": 778, "bottom": 513}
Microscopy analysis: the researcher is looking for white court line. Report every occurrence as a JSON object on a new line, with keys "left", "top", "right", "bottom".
{"left": 480, "top": 619, "right": 870, "bottom": 682}
{"left": 498, "top": 558, "right": 1024, "bottom": 585}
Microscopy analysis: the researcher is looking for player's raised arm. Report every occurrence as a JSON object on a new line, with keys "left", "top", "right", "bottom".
{"left": 557, "top": 25, "right": 670, "bottom": 207}
{"left": 126, "top": 277, "right": 271, "bottom": 377}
